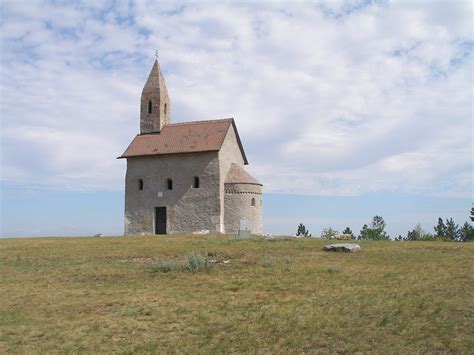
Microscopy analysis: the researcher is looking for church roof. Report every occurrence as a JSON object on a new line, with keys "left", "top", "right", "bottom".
{"left": 224, "top": 164, "right": 262, "bottom": 186}
{"left": 119, "top": 118, "right": 248, "bottom": 164}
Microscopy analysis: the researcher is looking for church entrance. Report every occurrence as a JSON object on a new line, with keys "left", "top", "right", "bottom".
{"left": 155, "top": 207, "right": 167, "bottom": 234}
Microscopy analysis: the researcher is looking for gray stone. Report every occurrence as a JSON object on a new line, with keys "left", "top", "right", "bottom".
{"left": 323, "top": 243, "right": 361, "bottom": 253}
{"left": 192, "top": 230, "right": 210, "bottom": 235}
{"left": 336, "top": 234, "right": 352, "bottom": 240}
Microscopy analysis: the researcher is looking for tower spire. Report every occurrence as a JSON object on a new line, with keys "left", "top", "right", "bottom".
{"left": 140, "top": 57, "right": 170, "bottom": 134}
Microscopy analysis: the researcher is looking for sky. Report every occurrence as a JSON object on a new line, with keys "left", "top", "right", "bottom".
{"left": 0, "top": 0, "right": 472, "bottom": 238}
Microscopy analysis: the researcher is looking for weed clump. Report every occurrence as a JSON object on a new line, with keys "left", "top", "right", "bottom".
{"left": 262, "top": 259, "right": 275, "bottom": 268}
{"left": 151, "top": 260, "right": 180, "bottom": 273}
{"left": 184, "top": 250, "right": 214, "bottom": 273}
{"left": 226, "top": 235, "right": 252, "bottom": 242}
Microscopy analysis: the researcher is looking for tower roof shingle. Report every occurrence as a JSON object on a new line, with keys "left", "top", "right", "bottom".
{"left": 224, "top": 164, "right": 262, "bottom": 186}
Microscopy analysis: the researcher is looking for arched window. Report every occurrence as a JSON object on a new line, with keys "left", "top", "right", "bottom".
{"left": 138, "top": 179, "right": 144, "bottom": 190}
{"left": 164, "top": 103, "right": 167, "bottom": 116}
{"left": 148, "top": 101, "right": 152, "bottom": 114}
{"left": 167, "top": 178, "right": 173, "bottom": 190}
{"left": 193, "top": 176, "right": 200, "bottom": 188}
{"left": 251, "top": 198, "right": 256, "bottom": 207}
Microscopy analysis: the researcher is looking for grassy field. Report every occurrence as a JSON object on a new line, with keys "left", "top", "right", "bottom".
{"left": 1, "top": 235, "right": 473, "bottom": 353}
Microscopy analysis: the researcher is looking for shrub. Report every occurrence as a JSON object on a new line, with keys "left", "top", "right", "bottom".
{"left": 226, "top": 234, "right": 252, "bottom": 242}
{"left": 151, "top": 260, "right": 180, "bottom": 273}
{"left": 321, "top": 227, "right": 339, "bottom": 240}
{"left": 262, "top": 259, "right": 275, "bottom": 268}
{"left": 358, "top": 216, "right": 390, "bottom": 240}
{"left": 183, "top": 250, "right": 213, "bottom": 273}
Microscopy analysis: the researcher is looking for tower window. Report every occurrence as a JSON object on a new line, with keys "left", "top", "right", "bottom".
{"left": 138, "top": 179, "right": 144, "bottom": 190}
{"left": 148, "top": 101, "right": 152, "bottom": 114}
{"left": 193, "top": 176, "right": 200, "bottom": 188}
{"left": 164, "top": 103, "right": 167, "bottom": 116}
{"left": 251, "top": 198, "right": 256, "bottom": 207}
{"left": 167, "top": 178, "right": 173, "bottom": 190}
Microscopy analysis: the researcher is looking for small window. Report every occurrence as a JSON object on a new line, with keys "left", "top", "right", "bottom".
{"left": 251, "top": 198, "right": 256, "bottom": 207}
{"left": 138, "top": 179, "right": 144, "bottom": 190}
{"left": 164, "top": 103, "right": 167, "bottom": 116}
{"left": 193, "top": 176, "right": 200, "bottom": 188}
{"left": 167, "top": 178, "right": 173, "bottom": 190}
{"left": 148, "top": 101, "right": 152, "bottom": 114}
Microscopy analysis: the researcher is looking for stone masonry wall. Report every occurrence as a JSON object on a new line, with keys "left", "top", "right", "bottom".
{"left": 224, "top": 183, "right": 262, "bottom": 235}
{"left": 140, "top": 62, "right": 170, "bottom": 133}
{"left": 124, "top": 151, "right": 221, "bottom": 235}
{"left": 218, "top": 126, "right": 246, "bottom": 231}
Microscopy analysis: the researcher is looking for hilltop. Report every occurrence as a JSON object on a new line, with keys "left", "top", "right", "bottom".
{"left": 1, "top": 235, "right": 473, "bottom": 352}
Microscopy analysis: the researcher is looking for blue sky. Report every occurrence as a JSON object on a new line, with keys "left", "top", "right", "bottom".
{"left": 0, "top": 0, "right": 472, "bottom": 237}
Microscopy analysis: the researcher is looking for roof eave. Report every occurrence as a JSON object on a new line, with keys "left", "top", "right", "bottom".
{"left": 118, "top": 149, "right": 221, "bottom": 159}
{"left": 224, "top": 181, "right": 263, "bottom": 186}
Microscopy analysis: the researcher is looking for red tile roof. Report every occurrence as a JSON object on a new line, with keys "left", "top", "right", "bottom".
{"left": 224, "top": 164, "right": 262, "bottom": 186}
{"left": 119, "top": 118, "right": 248, "bottom": 164}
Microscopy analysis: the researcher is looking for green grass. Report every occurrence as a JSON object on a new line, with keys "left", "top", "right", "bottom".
{"left": 1, "top": 235, "right": 473, "bottom": 353}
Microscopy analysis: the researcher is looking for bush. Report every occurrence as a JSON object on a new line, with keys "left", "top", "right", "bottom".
{"left": 262, "top": 259, "right": 275, "bottom": 268}
{"left": 183, "top": 250, "right": 214, "bottom": 273}
{"left": 226, "top": 234, "right": 252, "bottom": 242}
{"left": 151, "top": 260, "right": 180, "bottom": 273}
{"left": 321, "top": 227, "right": 339, "bottom": 240}
{"left": 358, "top": 216, "right": 390, "bottom": 240}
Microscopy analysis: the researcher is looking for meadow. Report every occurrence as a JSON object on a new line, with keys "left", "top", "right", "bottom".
{"left": 1, "top": 235, "right": 473, "bottom": 353}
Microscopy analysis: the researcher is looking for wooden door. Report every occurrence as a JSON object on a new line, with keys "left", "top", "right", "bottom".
{"left": 155, "top": 207, "right": 166, "bottom": 234}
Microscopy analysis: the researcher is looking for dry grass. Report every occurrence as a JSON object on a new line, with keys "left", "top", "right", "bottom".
{"left": 1, "top": 235, "right": 473, "bottom": 353}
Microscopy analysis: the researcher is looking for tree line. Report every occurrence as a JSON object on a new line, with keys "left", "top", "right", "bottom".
{"left": 395, "top": 217, "right": 474, "bottom": 242}
{"left": 301, "top": 214, "right": 474, "bottom": 242}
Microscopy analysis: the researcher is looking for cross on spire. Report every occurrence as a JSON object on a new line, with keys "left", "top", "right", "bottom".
{"left": 154, "top": 50, "right": 159, "bottom": 60}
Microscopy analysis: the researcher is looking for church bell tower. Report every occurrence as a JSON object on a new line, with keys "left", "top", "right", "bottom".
{"left": 140, "top": 59, "right": 171, "bottom": 134}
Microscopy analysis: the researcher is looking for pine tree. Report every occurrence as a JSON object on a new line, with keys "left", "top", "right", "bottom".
{"left": 405, "top": 223, "right": 434, "bottom": 241}
{"left": 434, "top": 218, "right": 447, "bottom": 240}
{"left": 358, "top": 216, "right": 390, "bottom": 240}
{"left": 459, "top": 222, "right": 474, "bottom": 242}
{"left": 296, "top": 223, "right": 311, "bottom": 237}
{"left": 405, "top": 229, "right": 418, "bottom": 241}
{"left": 342, "top": 227, "right": 355, "bottom": 239}
{"left": 445, "top": 218, "right": 460, "bottom": 241}
{"left": 358, "top": 224, "right": 370, "bottom": 240}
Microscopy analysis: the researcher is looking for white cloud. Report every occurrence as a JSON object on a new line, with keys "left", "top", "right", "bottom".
{"left": 0, "top": 0, "right": 472, "bottom": 197}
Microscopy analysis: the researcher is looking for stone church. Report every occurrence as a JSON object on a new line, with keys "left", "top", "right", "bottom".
{"left": 119, "top": 59, "right": 263, "bottom": 235}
